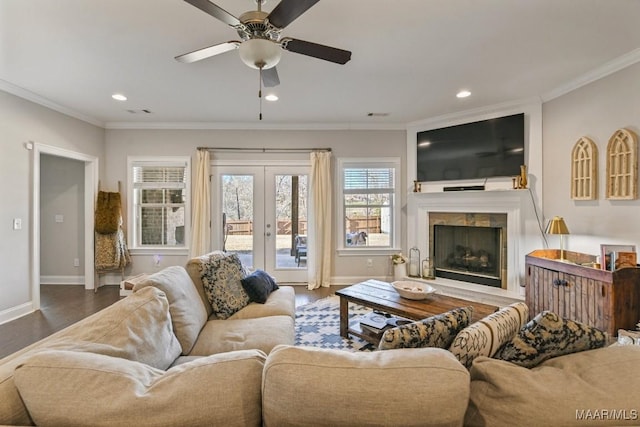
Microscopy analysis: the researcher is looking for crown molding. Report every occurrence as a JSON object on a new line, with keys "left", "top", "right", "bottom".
{"left": 541, "top": 48, "right": 640, "bottom": 102}
{"left": 103, "top": 121, "right": 406, "bottom": 131}
{"left": 0, "top": 79, "right": 104, "bottom": 128}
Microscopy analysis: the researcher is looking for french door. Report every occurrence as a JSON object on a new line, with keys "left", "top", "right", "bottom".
{"left": 212, "top": 165, "right": 309, "bottom": 283}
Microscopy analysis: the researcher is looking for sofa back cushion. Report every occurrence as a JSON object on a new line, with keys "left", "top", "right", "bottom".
{"left": 465, "top": 346, "right": 640, "bottom": 427}
{"left": 449, "top": 302, "right": 529, "bottom": 368}
{"left": 14, "top": 349, "right": 265, "bottom": 427}
{"left": 262, "top": 345, "right": 470, "bottom": 427}
{"left": 0, "top": 287, "right": 181, "bottom": 426}
{"left": 134, "top": 265, "right": 208, "bottom": 354}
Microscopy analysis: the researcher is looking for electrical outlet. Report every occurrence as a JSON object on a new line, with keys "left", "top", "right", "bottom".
{"left": 73, "top": 258, "right": 80, "bottom": 267}
{"left": 366, "top": 258, "right": 373, "bottom": 268}
{"left": 153, "top": 254, "right": 162, "bottom": 266}
{"left": 13, "top": 218, "right": 22, "bottom": 230}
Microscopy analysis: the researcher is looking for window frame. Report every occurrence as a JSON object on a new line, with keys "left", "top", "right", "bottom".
{"left": 127, "top": 156, "right": 191, "bottom": 255}
{"left": 336, "top": 157, "right": 401, "bottom": 256}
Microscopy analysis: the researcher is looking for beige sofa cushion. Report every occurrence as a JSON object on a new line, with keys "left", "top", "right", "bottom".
{"left": 14, "top": 349, "right": 265, "bottom": 427}
{"left": 262, "top": 345, "right": 470, "bottom": 427}
{"left": 189, "top": 315, "right": 294, "bottom": 356}
{"left": 449, "top": 301, "right": 528, "bottom": 368}
{"left": 228, "top": 286, "right": 296, "bottom": 320}
{"left": 0, "top": 287, "right": 181, "bottom": 426}
{"left": 134, "top": 265, "right": 208, "bottom": 354}
{"left": 465, "top": 345, "right": 640, "bottom": 427}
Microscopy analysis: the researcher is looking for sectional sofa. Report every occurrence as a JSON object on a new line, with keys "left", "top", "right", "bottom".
{"left": 1, "top": 251, "right": 639, "bottom": 426}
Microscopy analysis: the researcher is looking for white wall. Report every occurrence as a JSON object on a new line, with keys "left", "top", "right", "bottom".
{"left": 40, "top": 154, "right": 85, "bottom": 281}
{"left": 542, "top": 62, "right": 640, "bottom": 256}
{"left": 103, "top": 128, "right": 406, "bottom": 283}
{"left": 0, "top": 90, "right": 104, "bottom": 322}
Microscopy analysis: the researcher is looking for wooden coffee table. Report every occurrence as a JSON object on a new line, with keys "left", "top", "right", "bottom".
{"left": 335, "top": 279, "right": 498, "bottom": 344}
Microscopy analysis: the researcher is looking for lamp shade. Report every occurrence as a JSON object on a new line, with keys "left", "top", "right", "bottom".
{"left": 545, "top": 216, "right": 570, "bottom": 235}
{"left": 238, "top": 39, "right": 282, "bottom": 70}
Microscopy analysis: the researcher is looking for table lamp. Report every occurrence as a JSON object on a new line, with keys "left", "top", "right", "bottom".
{"left": 545, "top": 216, "right": 570, "bottom": 261}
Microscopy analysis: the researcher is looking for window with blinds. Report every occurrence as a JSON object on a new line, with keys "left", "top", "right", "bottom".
{"left": 129, "top": 159, "right": 190, "bottom": 249}
{"left": 341, "top": 162, "right": 397, "bottom": 248}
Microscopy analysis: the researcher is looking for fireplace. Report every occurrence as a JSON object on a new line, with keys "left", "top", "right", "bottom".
{"left": 429, "top": 212, "right": 507, "bottom": 289}
{"left": 433, "top": 224, "right": 502, "bottom": 287}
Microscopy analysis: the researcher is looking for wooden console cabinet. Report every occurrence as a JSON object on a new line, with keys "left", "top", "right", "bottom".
{"left": 525, "top": 249, "right": 640, "bottom": 336}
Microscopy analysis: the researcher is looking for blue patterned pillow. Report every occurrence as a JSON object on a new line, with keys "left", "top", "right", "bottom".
{"left": 493, "top": 311, "right": 606, "bottom": 368}
{"left": 378, "top": 306, "right": 473, "bottom": 350}
{"left": 240, "top": 269, "right": 279, "bottom": 304}
{"left": 200, "top": 253, "right": 250, "bottom": 319}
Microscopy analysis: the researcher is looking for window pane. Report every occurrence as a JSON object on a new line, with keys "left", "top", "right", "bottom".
{"left": 274, "top": 174, "right": 308, "bottom": 269}
{"left": 132, "top": 161, "right": 188, "bottom": 248}
{"left": 344, "top": 168, "right": 394, "bottom": 190}
{"left": 221, "top": 175, "right": 254, "bottom": 268}
{"left": 140, "top": 206, "right": 185, "bottom": 246}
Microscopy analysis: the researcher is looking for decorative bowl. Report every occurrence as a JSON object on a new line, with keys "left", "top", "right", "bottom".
{"left": 391, "top": 281, "right": 436, "bottom": 300}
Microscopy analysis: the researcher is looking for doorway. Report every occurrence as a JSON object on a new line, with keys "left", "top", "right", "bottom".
{"left": 32, "top": 143, "right": 97, "bottom": 310}
{"left": 212, "top": 165, "right": 309, "bottom": 283}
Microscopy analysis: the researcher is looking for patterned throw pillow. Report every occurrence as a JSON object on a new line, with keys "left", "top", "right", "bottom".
{"left": 449, "top": 302, "right": 529, "bottom": 369}
{"left": 200, "top": 253, "right": 250, "bottom": 319}
{"left": 617, "top": 329, "right": 640, "bottom": 346}
{"left": 378, "top": 306, "right": 473, "bottom": 350}
{"left": 240, "top": 269, "right": 279, "bottom": 304}
{"left": 493, "top": 311, "right": 606, "bottom": 368}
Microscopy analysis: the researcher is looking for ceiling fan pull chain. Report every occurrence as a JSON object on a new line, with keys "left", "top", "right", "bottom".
{"left": 259, "top": 67, "right": 263, "bottom": 121}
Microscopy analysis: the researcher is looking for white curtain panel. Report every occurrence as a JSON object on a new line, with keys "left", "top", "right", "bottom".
{"left": 308, "top": 151, "right": 332, "bottom": 289}
{"left": 189, "top": 150, "right": 211, "bottom": 258}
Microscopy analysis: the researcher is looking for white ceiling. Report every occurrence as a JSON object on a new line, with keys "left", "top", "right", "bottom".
{"left": 1, "top": 0, "right": 639, "bottom": 128}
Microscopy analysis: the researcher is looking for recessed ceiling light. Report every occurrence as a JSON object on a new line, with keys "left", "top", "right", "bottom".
{"left": 112, "top": 93, "right": 127, "bottom": 101}
{"left": 265, "top": 94, "right": 278, "bottom": 101}
{"left": 456, "top": 90, "right": 471, "bottom": 99}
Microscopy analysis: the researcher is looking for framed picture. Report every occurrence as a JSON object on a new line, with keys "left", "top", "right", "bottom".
{"left": 600, "top": 244, "right": 637, "bottom": 271}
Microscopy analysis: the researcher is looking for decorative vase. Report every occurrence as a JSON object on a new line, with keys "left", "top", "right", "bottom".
{"left": 519, "top": 165, "right": 528, "bottom": 189}
{"left": 394, "top": 263, "right": 407, "bottom": 281}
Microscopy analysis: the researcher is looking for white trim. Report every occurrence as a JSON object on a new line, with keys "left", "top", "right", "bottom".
{"left": 32, "top": 143, "right": 98, "bottom": 310}
{"left": 40, "top": 276, "right": 85, "bottom": 285}
{"left": 541, "top": 47, "right": 640, "bottom": 102}
{"left": 0, "top": 79, "right": 104, "bottom": 127}
{"left": 0, "top": 302, "right": 35, "bottom": 325}
{"left": 105, "top": 121, "right": 406, "bottom": 131}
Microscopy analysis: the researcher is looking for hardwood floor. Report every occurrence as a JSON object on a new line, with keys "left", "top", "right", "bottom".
{"left": 0, "top": 284, "right": 345, "bottom": 360}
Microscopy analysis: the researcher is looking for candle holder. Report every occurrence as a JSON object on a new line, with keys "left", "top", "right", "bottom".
{"left": 408, "top": 247, "right": 421, "bottom": 277}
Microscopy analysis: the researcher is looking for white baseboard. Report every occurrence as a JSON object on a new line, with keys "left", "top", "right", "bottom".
{"left": 40, "top": 275, "right": 84, "bottom": 285}
{"left": 0, "top": 302, "right": 35, "bottom": 325}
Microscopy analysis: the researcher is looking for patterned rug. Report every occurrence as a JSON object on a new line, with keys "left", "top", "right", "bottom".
{"left": 294, "top": 295, "right": 376, "bottom": 351}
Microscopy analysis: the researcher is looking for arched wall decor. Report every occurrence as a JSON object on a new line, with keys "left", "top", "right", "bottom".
{"left": 571, "top": 136, "right": 598, "bottom": 200}
{"left": 605, "top": 128, "right": 638, "bottom": 200}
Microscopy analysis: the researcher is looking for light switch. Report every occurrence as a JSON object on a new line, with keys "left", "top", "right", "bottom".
{"left": 13, "top": 218, "right": 22, "bottom": 230}
{"left": 55, "top": 214, "right": 64, "bottom": 223}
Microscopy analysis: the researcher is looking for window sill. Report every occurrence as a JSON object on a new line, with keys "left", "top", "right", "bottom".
{"left": 128, "top": 248, "right": 189, "bottom": 256}
{"left": 337, "top": 247, "right": 401, "bottom": 257}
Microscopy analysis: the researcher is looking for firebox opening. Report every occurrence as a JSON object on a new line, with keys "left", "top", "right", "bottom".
{"left": 433, "top": 224, "right": 502, "bottom": 288}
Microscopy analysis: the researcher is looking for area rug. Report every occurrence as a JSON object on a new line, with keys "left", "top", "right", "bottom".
{"left": 295, "top": 295, "right": 376, "bottom": 351}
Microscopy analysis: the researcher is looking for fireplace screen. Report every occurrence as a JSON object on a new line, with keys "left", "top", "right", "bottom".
{"left": 433, "top": 224, "right": 502, "bottom": 287}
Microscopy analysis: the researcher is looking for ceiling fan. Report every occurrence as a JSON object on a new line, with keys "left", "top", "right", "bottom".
{"left": 175, "top": 0, "right": 352, "bottom": 88}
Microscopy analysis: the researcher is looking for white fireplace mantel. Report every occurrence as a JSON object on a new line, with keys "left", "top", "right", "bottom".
{"left": 406, "top": 189, "right": 539, "bottom": 306}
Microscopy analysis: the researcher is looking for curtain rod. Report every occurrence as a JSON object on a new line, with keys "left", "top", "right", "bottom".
{"left": 197, "top": 147, "right": 331, "bottom": 153}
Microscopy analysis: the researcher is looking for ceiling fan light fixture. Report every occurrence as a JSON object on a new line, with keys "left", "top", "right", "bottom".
{"left": 265, "top": 94, "right": 278, "bottom": 101}
{"left": 239, "top": 38, "right": 281, "bottom": 69}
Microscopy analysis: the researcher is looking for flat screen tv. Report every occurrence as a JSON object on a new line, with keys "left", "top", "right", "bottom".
{"left": 416, "top": 113, "right": 525, "bottom": 182}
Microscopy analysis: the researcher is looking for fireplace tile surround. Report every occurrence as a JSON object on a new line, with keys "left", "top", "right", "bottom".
{"left": 407, "top": 189, "right": 536, "bottom": 307}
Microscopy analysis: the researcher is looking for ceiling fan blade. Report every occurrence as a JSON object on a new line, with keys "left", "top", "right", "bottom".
{"left": 183, "top": 0, "right": 241, "bottom": 27}
{"left": 262, "top": 67, "right": 280, "bottom": 87}
{"left": 282, "top": 38, "right": 351, "bottom": 64}
{"left": 267, "top": 0, "right": 320, "bottom": 29}
{"left": 175, "top": 41, "right": 240, "bottom": 63}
